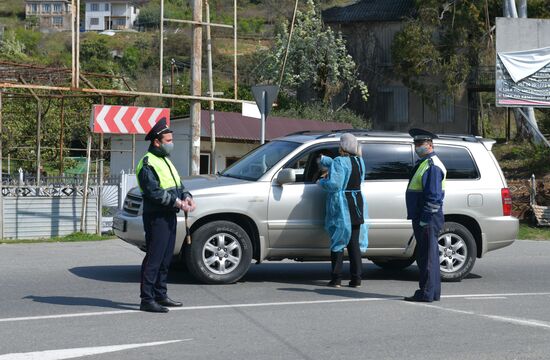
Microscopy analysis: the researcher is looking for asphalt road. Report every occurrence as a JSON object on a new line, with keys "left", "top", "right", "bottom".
{"left": 1, "top": 239, "right": 549, "bottom": 360}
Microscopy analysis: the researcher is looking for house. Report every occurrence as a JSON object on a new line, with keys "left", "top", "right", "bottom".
{"left": 83, "top": 0, "right": 139, "bottom": 31}
{"left": 25, "top": 0, "right": 72, "bottom": 32}
{"left": 323, "top": 0, "right": 470, "bottom": 134}
{"left": 108, "top": 111, "right": 353, "bottom": 176}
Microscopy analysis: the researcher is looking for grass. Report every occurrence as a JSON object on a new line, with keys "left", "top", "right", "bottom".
{"left": 0, "top": 232, "right": 116, "bottom": 244}
{"left": 518, "top": 223, "right": 550, "bottom": 240}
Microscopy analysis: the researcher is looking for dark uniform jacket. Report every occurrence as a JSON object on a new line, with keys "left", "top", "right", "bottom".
{"left": 137, "top": 146, "right": 192, "bottom": 214}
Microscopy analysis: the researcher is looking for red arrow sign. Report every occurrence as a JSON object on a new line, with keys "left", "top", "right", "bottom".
{"left": 90, "top": 105, "right": 170, "bottom": 134}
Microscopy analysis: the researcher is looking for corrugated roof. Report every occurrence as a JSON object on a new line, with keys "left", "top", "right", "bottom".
{"left": 322, "top": 0, "right": 414, "bottom": 23}
{"left": 200, "top": 110, "right": 353, "bottom": 141}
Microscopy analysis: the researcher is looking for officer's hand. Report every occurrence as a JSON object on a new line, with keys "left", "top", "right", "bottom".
{"left": 185, "top": 197, "right": 196, "bottom": 212}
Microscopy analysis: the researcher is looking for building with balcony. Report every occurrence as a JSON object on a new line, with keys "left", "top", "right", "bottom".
{"left": 84, "top": 1, "right": 140, "bottom": 31}
{"left": 25, "top": 0, "right": 72, "bottom": 32}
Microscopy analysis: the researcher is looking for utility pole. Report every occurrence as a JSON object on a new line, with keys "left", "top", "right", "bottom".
{"left": 190, "top": 0, "right": 202, "bottom": 175}
{"left": 170, "top": 58, "right": 175, "bottom": 109}
{"left": 205, "top": 0, "right": 216, "bottom": 174}
{"left": 159, "top": 0, "right": 164, "bottom": 93}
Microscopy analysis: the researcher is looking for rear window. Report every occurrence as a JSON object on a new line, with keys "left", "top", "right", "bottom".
{"left": 435, "top": 146, "right": 479, "bottom": 179}
{"left": 361, "top": 143, "right": 414, "bottom": 180}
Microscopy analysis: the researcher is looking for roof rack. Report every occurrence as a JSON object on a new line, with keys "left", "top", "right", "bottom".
{"left": 435, "top": 134, "right": 479, "bottom": 142}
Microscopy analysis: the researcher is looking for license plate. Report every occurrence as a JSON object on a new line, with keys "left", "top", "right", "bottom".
{"left": 112, "top": 217, "right": 126, "bottom": 232}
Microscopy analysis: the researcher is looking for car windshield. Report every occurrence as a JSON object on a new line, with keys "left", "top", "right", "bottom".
{"left": 220, "top": 140, "right": 301, "bottom": 181}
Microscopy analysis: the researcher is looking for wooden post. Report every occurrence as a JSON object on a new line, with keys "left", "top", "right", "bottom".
{"left": 97, "top": 132, "right": 103, "bottom": 235}
{"left": 170, "top": 58, "right": 175, "bottom": 108}
{"left": 59, "top": 97, "right": 65, "bottom": 175}
{"left": 206, "top": 0, "right": 216, "bottom": 174}
{"left": 159, "top": 0, "right": 164, "bottom": 93}
{"left": 233, "top": 0, "right": 237, "bottom": 99}
{"left": 71, "top": 0, "right": 76, "bottom": 87}
{"left": 0, "top": 92, "right": 3, "bottom": 240}
{"left": 76, "top": 0, "right": 80, "bottom": 87}
{"left": 36, "top": 98, "right": 42, "bottom": 186}
{"left": 190, "top": 0, "right": 202, "bottom": 175}
{"left": 80, "top": 133, "right": 92, "bottom": 233}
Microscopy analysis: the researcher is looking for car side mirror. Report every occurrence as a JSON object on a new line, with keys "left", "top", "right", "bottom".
{"left": 276, "top": 168, "right": 296, "bottom": 185}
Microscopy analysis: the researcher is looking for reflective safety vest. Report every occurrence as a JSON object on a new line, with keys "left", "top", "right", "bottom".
{"left": 136, "top": 152, "right": 181, "bottom": 192}
{"left": 407, "top": 155, "right": 447, "bottom": 192}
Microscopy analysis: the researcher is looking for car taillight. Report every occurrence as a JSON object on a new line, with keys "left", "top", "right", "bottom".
{"left": 501, "top": 188, "right": 512, "bottom": 216}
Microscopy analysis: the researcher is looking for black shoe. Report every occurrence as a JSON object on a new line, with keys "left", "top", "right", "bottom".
{"left": 327, "top": 280, "right": 341, "bottom": 288}
{"left": 403, "top": 296, "right": 432, "bottom": 303}
{"left": 140, "top": 301, "right": 169, "bottom": 313}
{"left": 156, "top": 297, "right": 183, "bottom": 307}
{"left": 348, "top": 280, "right": 361, "bottom": 288}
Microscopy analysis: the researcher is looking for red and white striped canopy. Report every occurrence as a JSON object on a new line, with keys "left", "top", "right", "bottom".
{"left": 90, "top": 105, "right": 170, "bottom": 134}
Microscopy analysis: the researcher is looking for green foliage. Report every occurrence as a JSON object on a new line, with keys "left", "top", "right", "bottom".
{"left": 273, "top": 97, "right": 369, "bottom": 129}
{"left": 251, "top": 0, "right": 367, "bottom": 112}
{"left": 0, "top": 31, "right": 27, "bottom": 61}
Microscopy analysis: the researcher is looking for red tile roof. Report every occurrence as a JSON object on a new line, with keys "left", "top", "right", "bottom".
{"left": 200, "top": 110, "right": 353, "bottom": 141}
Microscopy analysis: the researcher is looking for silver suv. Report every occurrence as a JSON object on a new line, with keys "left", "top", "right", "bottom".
{"left": 113, "top": 131, "right": 518, "bottom": 284}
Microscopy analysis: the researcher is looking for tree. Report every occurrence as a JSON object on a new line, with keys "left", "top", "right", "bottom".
{"left": 252, "top": 0, "right": 368, "bottom": 111}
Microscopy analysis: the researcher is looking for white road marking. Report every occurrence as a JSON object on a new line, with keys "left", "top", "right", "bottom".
{"left": 1, "top": 292, "right": 549, "bottom": 324}
{"left": 464, "top": 296, "right": 507, "bottom": 300}
{"left": 404, "top": 302, "right": 550, "bottom": 330}
{"left": 0, "top": 340, "right": 189, "bottom": 360}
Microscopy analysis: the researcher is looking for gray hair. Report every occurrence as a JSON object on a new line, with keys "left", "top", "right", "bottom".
{"left": 340, "top": 133, "right": 361, "bottom": 156}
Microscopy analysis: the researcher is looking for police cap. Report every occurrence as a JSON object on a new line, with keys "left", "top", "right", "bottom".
{"left": 408, "top": 128, "right": 437, "bottom": 143}
{"left": 145, "top": 117, "right": 172, "bottom": 141}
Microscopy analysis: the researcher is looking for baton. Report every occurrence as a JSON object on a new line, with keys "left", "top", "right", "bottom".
{"left": 184, "top": 210, "right": 191, "bottom": 245}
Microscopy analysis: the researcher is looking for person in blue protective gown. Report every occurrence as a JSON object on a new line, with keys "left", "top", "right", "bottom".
{"left": 404, "top": 128, "right": 447, "bottom": 302}
{"left": 318, "top": 133, "right": 369, "bottom": 288}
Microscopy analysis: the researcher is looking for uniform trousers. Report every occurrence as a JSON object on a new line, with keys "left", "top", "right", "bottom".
{"left": 331, "top": 224, "right": 362, "bottom": 282}
{"left": 412, "top": 213, "right": 443, "bottom": 301}
{"left": 141, "top": 211, "right": 177, "bottom": 302}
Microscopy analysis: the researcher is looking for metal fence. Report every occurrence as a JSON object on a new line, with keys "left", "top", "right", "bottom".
{"left": 0, "top": 173, "right": 133, "bottom": 240}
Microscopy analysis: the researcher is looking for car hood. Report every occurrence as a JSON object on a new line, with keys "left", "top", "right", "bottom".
{"left": 127, "top": 175, "right": 251, "bottom": 197}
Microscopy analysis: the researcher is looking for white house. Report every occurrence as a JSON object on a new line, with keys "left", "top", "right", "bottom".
{"left": 108, "top": 111, "right": 353, "bottom": 177}
{"left": 84, "top": 0, "right": 139, "bottom": 31}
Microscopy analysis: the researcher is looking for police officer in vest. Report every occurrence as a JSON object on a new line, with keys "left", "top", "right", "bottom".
{"left": 137, "top": 118, "right": 196, "bottom": 313}
{"left": 404, "top": 128, "right": 447, "bottom": 303}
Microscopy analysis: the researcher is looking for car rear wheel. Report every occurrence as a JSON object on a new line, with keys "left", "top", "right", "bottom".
{"left": 185, "top": 220, "right": 253, "bottom": 284}
{"left": 439, "top": 221, "right": 476, "bottom": 282}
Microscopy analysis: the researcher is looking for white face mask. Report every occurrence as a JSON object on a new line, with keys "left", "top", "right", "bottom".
{"left": 415, "top": 145, "right": 430, "bottom": 157}
{"left": 160, "top": 142, "right": 174, "bottom": 156}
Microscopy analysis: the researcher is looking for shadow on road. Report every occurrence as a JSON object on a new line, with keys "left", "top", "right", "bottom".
{"left": 277, "top": 287, "right": 402, "bottom": 300}
{"left": 23, "top": 295, "right": 138, "bottom": 310}
{"left": 68, "top": 263, "right": 481, "bottom": 286}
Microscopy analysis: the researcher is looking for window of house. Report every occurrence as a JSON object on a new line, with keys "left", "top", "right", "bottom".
{"left": 53, "top": 3, "right": 62, "bottom": 12}
{"left": 90, "top": 18, "right": 99, "bottom": 26}
{"left": 31, "top": 4, "right": 38, "bottom": 13}
{"left": 43, "top": 3, "right": 51, "bottom": 12}
{"left": 433, "top": 146, "right": 479, "bottom": 179}
{"left": 52, "top": 16, "right": 63, "bottom": 26}
{"left": 200, "top": 154, "right": 210, "bottom": 174}
{"left": 361, "top": 143, "right": 414, "bottom": 180}
{"left": 104, "top": 3, "right": 110, "bottom": 11}
{"left": 90, "top": 3, "right": 99, "bottom": 11}
{"left": 115, "top": 18, "right": 126, "bottom": 26}
{"left": 225, "top": 157, "right": 240, "bottom": 168}
{"left": 377, "top": 87, "right": 409, "bottom": 124}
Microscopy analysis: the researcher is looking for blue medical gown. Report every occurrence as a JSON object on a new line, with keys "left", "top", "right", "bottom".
{"left": 318, "top": 156, "right": 369, "bottom": 253}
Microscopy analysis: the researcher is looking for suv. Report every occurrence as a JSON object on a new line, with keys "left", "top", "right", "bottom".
{"left": 113, "top": 131, "right": 518, "bottom": 284}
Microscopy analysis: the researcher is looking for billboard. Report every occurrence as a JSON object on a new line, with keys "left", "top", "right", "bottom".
{"left": 496, "top": 18, "right": 550, "bottom": 108}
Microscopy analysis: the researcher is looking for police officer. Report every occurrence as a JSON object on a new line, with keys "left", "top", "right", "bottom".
{"left": 137, "top": 118, "right": 196, "bottom": 313}
{"left": 404, "top": 129, "right": 447, "bottom": 302}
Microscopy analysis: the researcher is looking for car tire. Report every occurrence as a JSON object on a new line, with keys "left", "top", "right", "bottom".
{"left": 439, "top": 221, "right": 477, "bottom": 282}
{"left": 371, "top": 258, "right": 415, "bottom": 270}
{"left": 185, "top": 220, "right": 253, "bottom": 284}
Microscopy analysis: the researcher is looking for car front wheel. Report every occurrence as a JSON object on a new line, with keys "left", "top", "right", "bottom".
{"left": 185, "top": 220, "right": 253, "bottom": 284}
{"left": 438, "top": 221, "right": 476, "bottom": 282}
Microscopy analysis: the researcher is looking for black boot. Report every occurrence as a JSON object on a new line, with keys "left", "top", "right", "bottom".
{"left": 328, "top": 251, "right": 344, "bottom": 288}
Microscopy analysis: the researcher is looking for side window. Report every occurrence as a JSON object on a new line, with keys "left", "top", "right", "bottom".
{"left": 435, "top": 146, "right": 479, "bottom": 179}
{"left": 361, "top": 143, "right": 413, "bottom": 180}
{"left": 285, "top": 146, "right": 340, "bottom": 183}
